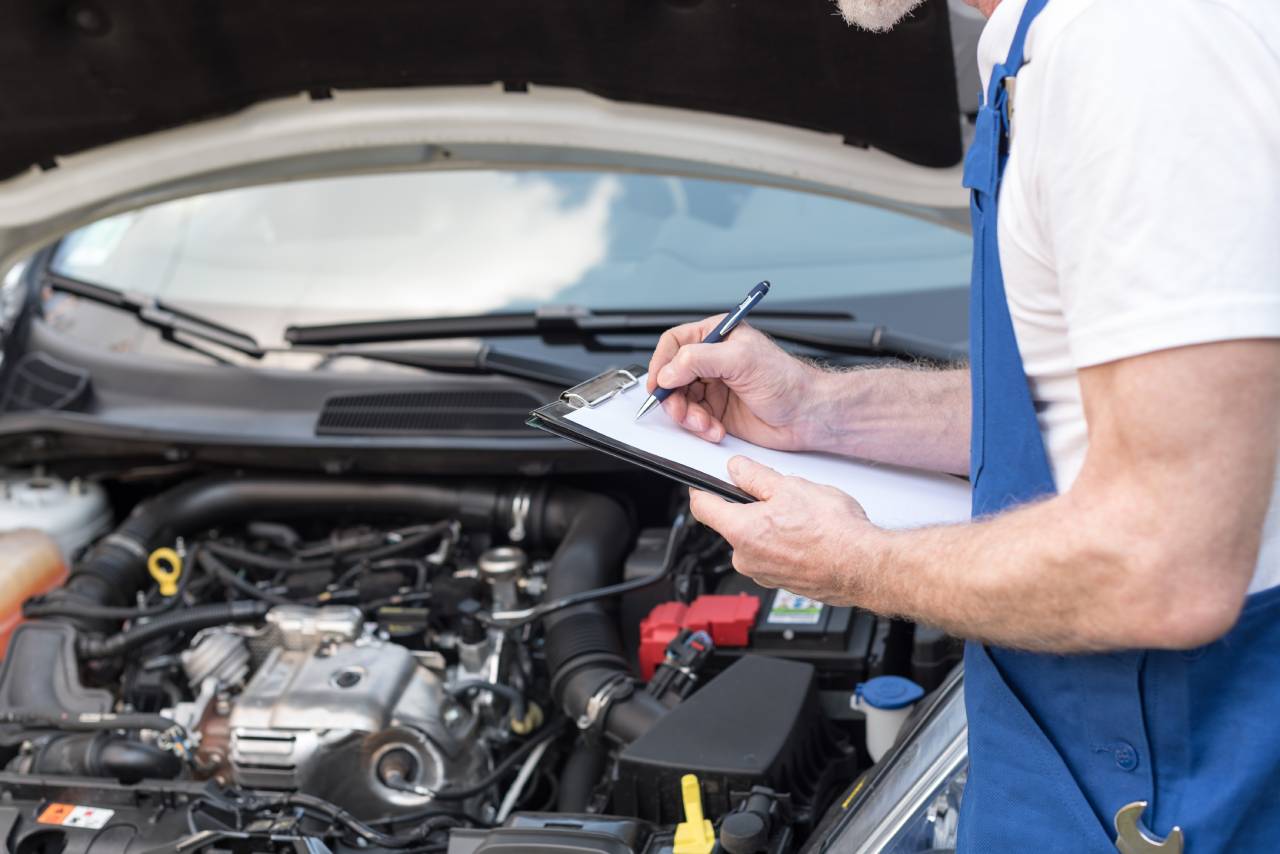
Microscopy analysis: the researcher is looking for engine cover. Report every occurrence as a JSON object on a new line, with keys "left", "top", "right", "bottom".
{"left": 225, "top": 606, "right": 484, "bottom": 817}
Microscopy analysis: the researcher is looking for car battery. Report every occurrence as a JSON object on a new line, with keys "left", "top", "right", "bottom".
{"left": 638, "top": 588, "right": 876, "bottom": 688}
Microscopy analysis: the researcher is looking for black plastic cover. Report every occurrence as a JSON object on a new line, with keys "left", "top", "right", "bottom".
{"left": 613, "top": 655, "right": 839, "bottom": 824}
{"left": 0, "top": 622, "right": 112, "bottom": 721}
{"left": 0, "top": 352, "right": 93, "bottom": 414}
{"left": 448, "top": 814, "right": 650, "bottom": 854}
{"left": 0, "top": 0, "right": 962, "bottom": 181}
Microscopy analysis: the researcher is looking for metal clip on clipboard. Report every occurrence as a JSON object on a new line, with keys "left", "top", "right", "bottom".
{"left": 559, "top": 367, "right": 642, "bottom": 410}
{"left": 526, "top": 364, "right": 754, "bottom": 505}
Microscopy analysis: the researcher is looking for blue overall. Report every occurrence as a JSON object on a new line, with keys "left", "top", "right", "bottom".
{"left": 956, "top": 1, "right": 1280, "bottom": 850}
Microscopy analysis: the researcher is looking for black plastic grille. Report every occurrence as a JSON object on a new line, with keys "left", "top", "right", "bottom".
{"left": 0, "top": 352, "right": 92, "bottom": 413}
{"left": 316, "top": 389, "right": 542, "bottom": 437}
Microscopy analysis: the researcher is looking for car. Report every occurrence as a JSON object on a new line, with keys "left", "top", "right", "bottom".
{"left": 0, "top": 2, "right": 980, "bottom": 852}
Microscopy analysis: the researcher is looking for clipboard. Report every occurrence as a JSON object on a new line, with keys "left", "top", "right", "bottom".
{"left": 527, "top": 365, "right": 753, "bottom": 503}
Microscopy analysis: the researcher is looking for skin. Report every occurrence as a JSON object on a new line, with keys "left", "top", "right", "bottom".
{"left": 647, "top": 316, "right": 1280, "bottom": 652}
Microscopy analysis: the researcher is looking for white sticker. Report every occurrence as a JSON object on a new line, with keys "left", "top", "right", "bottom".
{"left": 767, "top": 590, "right": 823, "bottom": 625}
{"left": 38, "top": 803, "right": 115, "bottom": 829}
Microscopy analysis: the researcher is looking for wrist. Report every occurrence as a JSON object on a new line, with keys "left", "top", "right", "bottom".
{"left": 794, "top": 366, "right": 871, "bottom": 454}
{"left": 831, "top": 515, "right": 894, "bottom": 608}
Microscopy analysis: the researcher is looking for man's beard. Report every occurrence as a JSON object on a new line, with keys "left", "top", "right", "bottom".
{"left": 832, "top": 0, "right": 928, "bottom": 32}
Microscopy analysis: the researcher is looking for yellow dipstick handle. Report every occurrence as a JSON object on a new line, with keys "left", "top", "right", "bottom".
{"left": 147, "top": 547, "right": 183, "bottom": 597}
{"left": 673, "top": 773, "right": 716, "bottom": 854}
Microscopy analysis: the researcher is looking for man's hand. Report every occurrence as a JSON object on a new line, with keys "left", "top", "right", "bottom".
{"left": 689, "top": 456, "right": 879, "bottom": 603}
{"left": 645, "top": 314, "right": 973, "bottom": 474}
{"left": 647, "top": 317, "right": 822, "bottom": 450}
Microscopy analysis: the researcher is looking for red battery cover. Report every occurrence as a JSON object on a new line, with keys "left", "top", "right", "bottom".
{"left": 637, "top": 594, "right": 760, "bottom": 680}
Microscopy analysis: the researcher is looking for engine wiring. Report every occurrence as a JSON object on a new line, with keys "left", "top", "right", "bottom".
{"left": 482, "top": 508, "right": 694, "bottom": 629}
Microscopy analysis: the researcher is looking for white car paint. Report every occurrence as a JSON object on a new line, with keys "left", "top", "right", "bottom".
{"left": 0, "top": 84, "right": 968, "bottom": 275}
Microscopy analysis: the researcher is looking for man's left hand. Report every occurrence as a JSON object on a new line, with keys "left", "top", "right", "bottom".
{"left": 690, "top": 456, "right": 880, "bottom": 604}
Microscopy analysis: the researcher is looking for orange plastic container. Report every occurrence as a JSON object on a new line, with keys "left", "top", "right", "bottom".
{"left": 0, "top": 530, "right": 67, "bottom": 657}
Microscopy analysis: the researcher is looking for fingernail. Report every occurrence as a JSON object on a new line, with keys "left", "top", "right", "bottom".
{"left": 657, "top": 366, "right": 675, "bottom": 387}
{"left": 685, "top": 411, "right": 705, "bottom": 431}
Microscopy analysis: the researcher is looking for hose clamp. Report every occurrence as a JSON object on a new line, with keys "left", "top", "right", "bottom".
{"left": 508, "top": 490, "right": 532, "bottom": 543}
{"left": 576, "top": 673, "right": 634, "bottom": 733}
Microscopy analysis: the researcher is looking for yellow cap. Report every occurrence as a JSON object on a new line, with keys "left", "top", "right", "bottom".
{"left": 147, "top": 547, "right": 183, "bottom": 597}
{"left": 673, "top": 774, "right": 716, "bottom": 854}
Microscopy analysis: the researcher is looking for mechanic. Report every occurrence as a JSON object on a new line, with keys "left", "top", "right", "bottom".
{"left": 644, "top": 0, "right": 1280, "bottom": 850}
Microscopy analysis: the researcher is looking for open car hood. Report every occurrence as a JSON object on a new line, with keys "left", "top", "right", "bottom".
{"left": 3, "top": 0, "right": 961, "bottom": 176}
{"left": 0, "top": 0, "right": 969, "bottom": 270}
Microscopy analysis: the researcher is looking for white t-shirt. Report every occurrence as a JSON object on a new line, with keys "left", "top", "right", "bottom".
{"left": 978, "top": 0, "right": 1280, "bottom": 593}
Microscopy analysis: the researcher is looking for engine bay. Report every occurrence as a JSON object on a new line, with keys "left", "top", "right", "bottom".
{"left": 0, "top": 470, "right": 962, "bottom": 853}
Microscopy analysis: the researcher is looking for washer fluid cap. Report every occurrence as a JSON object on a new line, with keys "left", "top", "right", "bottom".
{"left": 856, "top": 675, "right": 924, "bottom": 710}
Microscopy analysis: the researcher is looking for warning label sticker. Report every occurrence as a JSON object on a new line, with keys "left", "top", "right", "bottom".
{"left": 38, "top": 803, "right": 115, "bottom": 829}
{"left": 767, "top": 590, "right": 823, "bottom": 625}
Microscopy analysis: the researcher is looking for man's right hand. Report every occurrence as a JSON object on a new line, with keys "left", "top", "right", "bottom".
{"left": 646, "top": 316, "right": 821, "bottom": 450}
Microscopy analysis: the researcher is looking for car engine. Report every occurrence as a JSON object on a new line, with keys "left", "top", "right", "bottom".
{"left": 0, "top": 471, "right": 962, "bottom": 853}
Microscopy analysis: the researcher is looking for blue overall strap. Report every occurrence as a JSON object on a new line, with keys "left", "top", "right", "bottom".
{"left": 962, "top": 0, "right": 1055, "bottom": 517}
{"left": 958, "top": 1, "right": 1125, "bottom": 850}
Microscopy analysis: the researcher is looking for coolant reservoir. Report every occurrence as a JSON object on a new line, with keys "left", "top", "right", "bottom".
{"left": 0, "top": 472, "right": 111, "bottom": 559}
{"left": 0, "top": 530, "right": 66, "bottom": 656}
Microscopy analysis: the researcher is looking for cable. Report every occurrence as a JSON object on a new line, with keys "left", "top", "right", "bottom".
{"left": 201, "top": 541, "right": 333, "bottom": 574}
{"left": 23, "top": 549, "right": 196, "bottom": 621}
{"left": 77, "top": 600, "right": 270, "bottom": 658}
{"left": 195, "top": 548, "right": 293, "bottom": 606}
{"left": 334, "top": 557, "right": 429, "bottom": 591}
{"left": 238, "top": 792, "right": 415, "bottom": 849}
{"left": 333, "top": 523, "right": 452, "bottom": 567}
{"left": 0, "top": 711, "right": 186, "bottom": 740}
{"left": 495, "top": 736, "right": 551, "bottom": 823}
{"left": 486, "top": 509, "right": 691, "bottom": 629}
{"left": 383, "top": 719, "right": 568, "bottom": 807}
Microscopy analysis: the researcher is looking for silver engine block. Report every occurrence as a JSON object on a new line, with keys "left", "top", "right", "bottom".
{"left": 193, "top": 606, "right": 487, "bottom": 818}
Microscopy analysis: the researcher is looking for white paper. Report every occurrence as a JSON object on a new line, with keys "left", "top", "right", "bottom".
{"left": 565, "top": 376, "right": 971, "bottom": 529}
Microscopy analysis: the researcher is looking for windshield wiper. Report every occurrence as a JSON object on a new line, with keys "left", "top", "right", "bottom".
{"left": 286, "top": 306, "right": 964, "bottom": 362}
{"left": 306, "top": 342, "right": 590, "bottom": 387}
{"left": 46, "top": 272, "right": 265, "bottom": 362}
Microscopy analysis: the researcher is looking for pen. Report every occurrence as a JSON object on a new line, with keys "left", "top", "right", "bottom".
{"left": 634, "top": 280, "right": 772, "bottom": 420}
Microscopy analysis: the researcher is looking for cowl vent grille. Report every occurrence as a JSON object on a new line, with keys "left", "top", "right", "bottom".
{"left": 316, "top": 389, "right": 541, "bottom": 437}
{"left": 0, "top": 353, "right": 92, "bottom": 414}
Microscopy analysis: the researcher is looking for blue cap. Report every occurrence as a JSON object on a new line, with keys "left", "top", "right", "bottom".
{"left": 856, "top": 676, "right": 924, "bottom": 710}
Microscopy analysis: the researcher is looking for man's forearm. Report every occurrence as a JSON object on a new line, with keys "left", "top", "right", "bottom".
{"left": 801, "top": 365, "right": 971, "bottom": 475}
{"left": 856, "top": 495, "right": 1124, "bottom": 651}
{"left": 850, "top": 480, "right": 1251, "bottom": 652}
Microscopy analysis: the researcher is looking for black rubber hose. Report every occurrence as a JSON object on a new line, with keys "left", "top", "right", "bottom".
{"left": 0, "top": 711, "right": 183, "bottom": 735}
{"left": 196, "top": 548, "right": 293, "bottom": 606}
{"left": 557, "top": 740, "right": 607, "bottom": 812}
{"left": 61, "top": 477, "right": 505, "bottom": 610}
{"left": 532, "top": 487, "right": 667, "bottom": 744}
{"left": 76, "top": 600, "right": 270, "bottom": 658}
{"left": 29, "top": 732, "right": 182, "bottom": 783}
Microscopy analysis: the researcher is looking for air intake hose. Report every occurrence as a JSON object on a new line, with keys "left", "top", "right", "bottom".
{"left": 528, "top": 485, "right": 667, "bottom": 743}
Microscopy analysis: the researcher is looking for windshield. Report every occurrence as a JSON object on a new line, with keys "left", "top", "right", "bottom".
{"left": 49, "top": 169, "right": 970, "bottom": 354}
